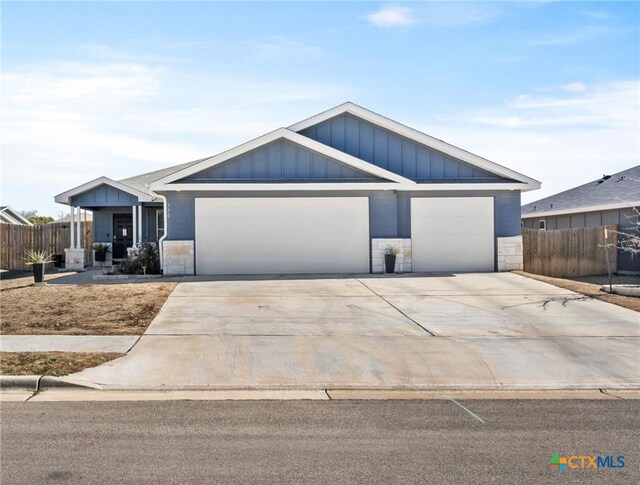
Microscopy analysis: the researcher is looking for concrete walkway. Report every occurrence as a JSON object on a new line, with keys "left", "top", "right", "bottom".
{"left": 57, "top": 272, "right": 640, "bottom": 390}
{"left": 0, "top": 335, "right": 138, "bottom": 353}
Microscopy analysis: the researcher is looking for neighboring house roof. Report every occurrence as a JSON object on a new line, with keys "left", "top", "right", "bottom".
{"left": 53, "top": 212, "right": 93, "bottom": 224}
{"left": 522, "top": 165, "right": 640, "bottom": 218}
{"left": 0, "top": 206, "right": 33, "bottom": 225}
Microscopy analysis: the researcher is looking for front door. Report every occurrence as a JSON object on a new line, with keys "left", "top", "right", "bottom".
{"left": 113, "top": 214, "right": 133, "bottom": 259}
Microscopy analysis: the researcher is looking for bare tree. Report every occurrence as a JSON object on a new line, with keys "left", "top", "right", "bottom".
{"left": 610, "top": 207, "right": 640, "bottom": 256}
{"left": 608, "top": 176, "right": 640, "bottom": 257}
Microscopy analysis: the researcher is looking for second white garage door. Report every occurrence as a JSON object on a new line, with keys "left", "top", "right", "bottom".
{"left": 411, "top": 197, "right": 494, "bottom": 272}
{"left": 195, "top": 197, "right": 370, "bottom": 275}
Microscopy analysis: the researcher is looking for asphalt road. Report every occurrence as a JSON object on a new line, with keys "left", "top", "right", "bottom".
{"left": 1, "top": 400, "right": 638, "bottom": 484}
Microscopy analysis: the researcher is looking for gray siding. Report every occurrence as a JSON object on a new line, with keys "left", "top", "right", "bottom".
{"left": 93, "top": 208, "right": 126, "bottom": 242}
{"left": 176, "top": 140, "right": 381, "bottom": 183}
{"left": 300, "top": 114, "right": 506, "bottom": 182}
{"left": 92, "top": 205, "right": 161, "bottom": 243}
{"left": 165, "top": 193, "right": 195, "bottom": 240}
{"left": 70, "top": 184, "right": 138, "bottom": 207}
{"left": 369, "top": 192, "right": 397, "bottom": 238}
{"left": 162, "top": 189, "right": 521, "bottom": 241}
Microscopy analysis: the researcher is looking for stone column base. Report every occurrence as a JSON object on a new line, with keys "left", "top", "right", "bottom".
{"left": 162, "top": 240, "right": 195, "bottom": 275}
{"left": 497, "top": 235, "right": 523, "bottom": 271}
{"left": 372, "top": 239, "right": 412, "bottom": 273}
{"left": 64, "top": 248, "right": 86, "bottom": 270}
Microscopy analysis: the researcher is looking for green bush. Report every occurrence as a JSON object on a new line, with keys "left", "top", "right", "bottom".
{"left": 121, "top": 242, "right": 161, "bottom": 275}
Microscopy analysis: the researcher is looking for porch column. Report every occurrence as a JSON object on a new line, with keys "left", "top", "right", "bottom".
{"left": 65, "top": 206, "right": 85, "bottom": 270}
{"left": 132, "top": 205, "right": 137, "bottom": 246}
{"left": 137, "top": 205, "right": 143, "bottom": 243}
{"left": 76, "top": 207, "right": 81, "bottom": 248}
{"left": 70, "top": 206, "right": 76, "bottom": 249}
{"left": 76, "top": 207, "right": 82, "bottom": 249}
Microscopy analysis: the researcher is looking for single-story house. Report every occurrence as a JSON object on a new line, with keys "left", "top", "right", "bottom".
{"left": 55, "top": 102, "right": 540, "bottom": 275}
{"left": 0, "top": 206, "right": 33, "bottom": 226}
{"left": 521, "top": 165, "right": 640, "bottom": 274}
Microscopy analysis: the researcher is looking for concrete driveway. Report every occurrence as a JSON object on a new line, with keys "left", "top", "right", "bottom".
{"left": 63, "top": 273, "right": 640, "bottom": 390}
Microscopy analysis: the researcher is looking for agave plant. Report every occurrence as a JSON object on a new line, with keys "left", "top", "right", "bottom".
{"left": 92, "top": 243, "right": 111, "bottom": 253}
{"left": 24, "top": 249, "right": 56, "bottom": 265}
{"left": 385, "top": 245, "right": 399, "bottom": 256}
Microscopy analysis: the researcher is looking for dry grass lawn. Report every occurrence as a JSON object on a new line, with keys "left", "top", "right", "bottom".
{"left": 1, "top": 283, "right": 176, "bottom": 335}
{"left": 0, "top": 270, "right": 73, "bottom": 291}
{"left": 0, "top": 352, "right": 124, "bottom": 376}
{"left": 515, "top": 271, "right": 640, "bottom": 312}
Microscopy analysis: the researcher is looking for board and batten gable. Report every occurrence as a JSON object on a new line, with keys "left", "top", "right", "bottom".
{"left": 298, "top": 113, "right": 512, "bottom": 183}
{"left": 69, "top": 184, "right": 139, "bottom": 207}
{"left": 174, "top": 139, "right": 383, "bottom": 183}
{"left": 160, "top": 189, "right": 521, "bottom": 242}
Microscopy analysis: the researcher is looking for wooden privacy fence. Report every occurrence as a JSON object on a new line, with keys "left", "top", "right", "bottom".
{"left": 0, "top": 222, "right": 93, "bottom": 271}
{"left": 522, "top": 225, "right": 617, "bottom": 278}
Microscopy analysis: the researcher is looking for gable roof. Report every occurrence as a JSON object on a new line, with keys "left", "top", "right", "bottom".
{"left": 54, "top": 176, "right": 156, "bottom": 205}
{"left": 150, "top": 127, "right": 417, "bottom": 190}
{"left": 0, "top": 206, "right": 33, "bottom": 225}
{"left": 118, "top": 157, "right": 208, "bottom": 196}
{"left": 56, "top": 102, "right": 540, "bottom": 204}
{"left": 521, "top": 165, "right": 640, "bottom": 218}
{"left": 289, "top": 102, "right": 540, "bottom": 190}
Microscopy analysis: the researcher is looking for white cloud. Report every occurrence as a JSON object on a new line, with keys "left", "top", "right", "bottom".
{"left": 583, "top": 10, "right": 611, "bottom": 21}
{"left": 246, "top": 36, "right": 327, "bottom": 62}
{"left": 418, "top": 3, "right": 505, "bottom": 27}
{"left": 560, "top": 82, "right": 587, "bottom": 93}
{"left": 529, "top": 26, "right": 616, "bottom": 46}
{"left": 419, "top": 81, "right": 640, "bottom": 204}
{"left": 468, "top": 81, "right": 638, "bottom": 129}
{"left": 1, "top": 55, "right": 348, "bottom": 215}
{"left": 366, "top": 6, "right": 416, "bottom": 27}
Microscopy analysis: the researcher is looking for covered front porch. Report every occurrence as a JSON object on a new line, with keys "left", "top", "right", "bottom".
{"left": 54, "top": 177, "right": 164, "bottom": 270}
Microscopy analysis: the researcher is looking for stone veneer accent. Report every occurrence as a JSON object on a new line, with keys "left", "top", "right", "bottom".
{"left": 372, "top": 239, "right": 412, "bottom": 273}
{"left": 497, "top": 235, "right": 523, "bottom": 271}
{"left": 64, "top": 248, "right": 86, "bottom": 270}
{"left": 162, "top": 240, "right": 195, "bottom": 275}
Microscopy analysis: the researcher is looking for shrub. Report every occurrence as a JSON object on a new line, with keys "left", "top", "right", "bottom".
{"left": 121, "top": 242, "right": 161, "bottom": 275}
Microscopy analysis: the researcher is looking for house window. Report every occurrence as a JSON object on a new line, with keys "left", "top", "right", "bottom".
{"left": 538, "top": 219, "right": 546, "bottom": 230}
{"left": 156, "top": 209, "right": 165, "bottom": 241}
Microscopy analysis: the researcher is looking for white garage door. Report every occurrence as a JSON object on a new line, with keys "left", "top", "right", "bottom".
{"left": 411, "top": 197, "right": 494, "bottom": 272}
{"left": 195, "top": 197, "right": 370, "bottom": 275}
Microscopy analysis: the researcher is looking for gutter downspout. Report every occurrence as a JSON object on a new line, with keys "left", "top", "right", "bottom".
{"left": 157, "top": 193, "right": 169, "bottom": 272}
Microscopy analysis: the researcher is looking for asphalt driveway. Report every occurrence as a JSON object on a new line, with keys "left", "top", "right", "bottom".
{"left": 62, "top": 273, "right": 640, "bottom": 390}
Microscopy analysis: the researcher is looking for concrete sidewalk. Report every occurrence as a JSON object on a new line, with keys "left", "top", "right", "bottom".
{"left": 0, "top": 335, "right": 138, "bottom": 353}
{"left": 56, "top": 273, "right": 640, "bottom": 390}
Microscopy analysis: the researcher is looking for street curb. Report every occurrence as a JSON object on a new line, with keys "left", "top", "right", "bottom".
{"left": 0, "top": 375, "right": 95, "bottom": 391}
{"left": 0, "top": 375, "right": 40, "bottom": 391}
{"left": 38, "top": 376, "right": 93, "bottom": 390}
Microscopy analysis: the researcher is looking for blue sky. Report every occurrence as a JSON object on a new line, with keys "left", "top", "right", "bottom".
{"left": 2, "top": 1, "right": 638, "bottom": 216}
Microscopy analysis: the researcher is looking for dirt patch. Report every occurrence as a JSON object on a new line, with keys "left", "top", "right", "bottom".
{"left": 515, "top": 271, "right": 640, "bottom": 312}
{"left": 0, "top": 352, "right": 124, "bottom": 376}
{"left": 1, "top": 283, "right": 176, "bottom": 335}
